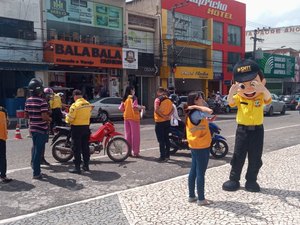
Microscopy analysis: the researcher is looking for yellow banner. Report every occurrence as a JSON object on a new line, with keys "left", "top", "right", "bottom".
{"left": 175, "top": 67, "right": 213, "bottom": 79}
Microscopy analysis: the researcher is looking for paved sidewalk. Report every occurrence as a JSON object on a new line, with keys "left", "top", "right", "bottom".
{"left": 1, "top": 145, "right": 299, "bottom": 225}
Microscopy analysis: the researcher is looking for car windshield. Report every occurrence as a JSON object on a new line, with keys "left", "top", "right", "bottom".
{"left": 90, "top": 98, "right": 101, "bottom": 103}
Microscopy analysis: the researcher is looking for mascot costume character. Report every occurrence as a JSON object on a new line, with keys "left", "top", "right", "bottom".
{"left": 222, "top": 59, "right": 272, "bottom": 192}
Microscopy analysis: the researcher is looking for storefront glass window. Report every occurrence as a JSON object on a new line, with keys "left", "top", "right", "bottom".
{"left": 213, "top": 21, "right": 223, "bottom": 43}
{"left": 168, "top": 46, "right": 207, "bottom": 68}
{"left": 228, "top": 25, "right": 241, "bottom": 46}
{"left": 227, "top": 52, "right": 241, "bottom": 72}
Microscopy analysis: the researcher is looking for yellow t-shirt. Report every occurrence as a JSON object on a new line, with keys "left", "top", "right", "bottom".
{"left": 65, "top": 98, "right": 92, "bottom": 126}
{"left": 49, "top": 94, "right": 62, "bottom": 109}
{"left": 230, "top": 93, "right": 272, "bottom": 126}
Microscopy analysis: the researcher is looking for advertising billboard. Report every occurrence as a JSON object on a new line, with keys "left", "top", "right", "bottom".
{"left": 45, "top": 0, "right": 123, "bottom": 31}
{"left": 257, "top": 53, "right": 295, "bottom": 78}
{"left": 127, "top": 29, "right": 154, "bottom": 54}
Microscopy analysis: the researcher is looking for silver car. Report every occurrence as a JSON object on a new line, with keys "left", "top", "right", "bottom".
{"left": 90, "top": 97, "right": 123, "bottom": 121}
{"left": 264, "top": 93, "right": 286, "bottom": 116}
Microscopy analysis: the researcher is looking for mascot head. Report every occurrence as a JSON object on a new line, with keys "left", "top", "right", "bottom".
{"left": 233, "top": 59, "right": 266, "bottom": 99}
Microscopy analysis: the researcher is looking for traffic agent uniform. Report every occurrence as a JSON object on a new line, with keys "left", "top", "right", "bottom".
{"left": 229, "top": 94, "right": 271, "bottom": 184}
{"left": 223, "top": 58, "right": 272, "bottom": 193}
{"left": 66, "top": 97, "right": 93, "bottom": 172}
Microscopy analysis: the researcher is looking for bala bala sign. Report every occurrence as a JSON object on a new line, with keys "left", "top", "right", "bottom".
{"left": 123, "top": 48, "right": 138, "bottom": 69}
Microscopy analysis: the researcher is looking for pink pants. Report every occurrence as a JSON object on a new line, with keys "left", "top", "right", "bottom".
{"left": 124, "top": 119, "right": 140, "bottom": 155}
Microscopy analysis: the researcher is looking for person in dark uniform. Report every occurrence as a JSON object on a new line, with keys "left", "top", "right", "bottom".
{"left": 222, "top": 59, "right": 272, "bottom": 192}
{"left": 65, "top": 89, "right": 93, "bottom": 174}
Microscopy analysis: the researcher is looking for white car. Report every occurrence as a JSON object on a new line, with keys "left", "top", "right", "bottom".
{"left": 264, "top": 93, "right": 286, "bottom": 116}
{"left": 90, "top": 97, "right": 123, "bottom": 121}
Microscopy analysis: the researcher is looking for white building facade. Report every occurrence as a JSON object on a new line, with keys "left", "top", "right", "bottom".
{"left": 246, "top": 25, "right": 300, "bottom": 94}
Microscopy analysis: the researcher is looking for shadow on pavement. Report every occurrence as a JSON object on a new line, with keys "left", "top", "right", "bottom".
{"left": 208, "top": 200, "right": 267, "bottom": 222}
{"left": 0, "top": 179, "right": 35, "bottom": 192}
{"left": 42, "top": 174, "right": 84, "bottom": 191}
{"left": 261, "top": 187, "right": 300, "bottom": 209}
{"left": 84, "top": 170, "right": 121, "bottom": 182}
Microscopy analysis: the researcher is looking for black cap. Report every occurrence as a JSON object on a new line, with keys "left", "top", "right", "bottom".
{"left": 233, "top": 59, "right": 261, "bottom": 82}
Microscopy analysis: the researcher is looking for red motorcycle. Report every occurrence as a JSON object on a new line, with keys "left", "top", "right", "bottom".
{"left": 51, "top": 121, "right": 130, "bottom": 162}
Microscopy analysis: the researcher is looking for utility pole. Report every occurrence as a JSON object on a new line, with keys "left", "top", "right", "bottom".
{"left": 169, "top": 0, "right": 189, "bottom": 89}
{"left": 250, "top": 29, "right": 264, "bottom": 60}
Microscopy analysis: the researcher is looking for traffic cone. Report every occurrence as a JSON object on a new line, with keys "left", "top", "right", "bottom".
{"left": 15, "top": 124, "right": 23, "bottom": 140}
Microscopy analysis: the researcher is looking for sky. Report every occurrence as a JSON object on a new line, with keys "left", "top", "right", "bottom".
{"left": 238, "top": 0, "right": 300, "bottom": 30}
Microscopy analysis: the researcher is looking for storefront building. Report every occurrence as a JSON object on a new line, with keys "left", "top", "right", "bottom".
{"left": 126, "top": 12, "right": 160, "bottom": 110}
{"left": 0, "top": 0, "right": 48, "bottom": 116}
{"left": 127, "top": 0, "right": 246, "bottom": 96}
{"left": 42, "top": 0, "right": 129, "bottom": 101}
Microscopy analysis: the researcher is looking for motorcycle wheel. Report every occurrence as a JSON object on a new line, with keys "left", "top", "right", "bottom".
{"left": 106, "top": 137, "right": 130, "bottom": 162}
{"left": 169, "top": 137, "right": 179, "bottom": 155}
{"left": 210, "top": 139, "right": 228, "bottom": 159}
{"left": 52, "top": 139, "right": 74, "bottom": 162}
{"left": 98, "top": 110, "right": 109, "bottom": 123}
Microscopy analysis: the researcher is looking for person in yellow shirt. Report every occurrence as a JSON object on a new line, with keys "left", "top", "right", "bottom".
{"left": 223, "top": 59, "right": 272, "bottom": 193}
{"left": 185, "top": 91, "right": 213, "bottom": 206}
{"left": 65, "top": 89, "right": 93, "bottom": 174}
{"left": 49, "top": 92, "right": 64, "bottom": 135}
{"left": 0, "top": 106, "right": 12, "bottom": 183}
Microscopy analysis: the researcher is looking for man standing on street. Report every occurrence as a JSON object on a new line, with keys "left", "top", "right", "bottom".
{"left": 0, "top": 106, "right": 12, "bottom": 183}
{"left": 66, "top": 89, "right": 92, "bottom": 174}
{"left": 25, "top": 78, "right": 52, "bottom": 179}
{"left": 154, "top": 87, "right": 174, "bottom": 162}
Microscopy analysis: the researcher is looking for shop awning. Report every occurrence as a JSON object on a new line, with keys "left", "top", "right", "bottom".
{"left": 0, "top": 61, "right": 49, "bottom": 71}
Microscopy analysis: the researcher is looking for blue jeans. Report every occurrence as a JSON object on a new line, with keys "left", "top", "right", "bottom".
{"left": 31, "top": 132, "right": 48, "bottom": 176}
{"left": 188, "top": 148, "right": 210, "bottom": 200}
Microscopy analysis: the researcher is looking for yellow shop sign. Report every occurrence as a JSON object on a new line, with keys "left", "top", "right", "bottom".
{"left": 175, "top": 67, "right": 213, "bottom": 79}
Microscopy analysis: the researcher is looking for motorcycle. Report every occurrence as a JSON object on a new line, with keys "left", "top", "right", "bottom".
{"left": 169, "top": 122, "right": 229, "bottom": 159}
{"left": 51, "top": 121, "right": 131, "bottom": 163}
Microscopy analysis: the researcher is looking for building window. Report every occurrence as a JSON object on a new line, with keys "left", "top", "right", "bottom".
{"left": 227, "top": 52, "right": 241, "bottom": 72}
{"left": 213, "top": 50, "right": 223, "bottom": 73}
{"left": 213, "top": 21, "right": 223, "bottom": 43}
{"left": 168, "top": 46, "right": 207, "bottom": 68}
{"left": 0, "top": 17, "right": 36, "bottom": 40}
{"left": 228, "top": 25, "right": 241, "bottom": 46}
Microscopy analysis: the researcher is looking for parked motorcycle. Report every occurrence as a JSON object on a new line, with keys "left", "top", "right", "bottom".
{"left": 51, "top": 121, "right": 130, "bottom": 163}
{"left": 169, "top": 122, "right": 228, "bottom": 159}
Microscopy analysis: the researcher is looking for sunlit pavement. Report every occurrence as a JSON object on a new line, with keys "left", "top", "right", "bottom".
{"left": 1, "top": 145, "right": 299, "bottom": 225}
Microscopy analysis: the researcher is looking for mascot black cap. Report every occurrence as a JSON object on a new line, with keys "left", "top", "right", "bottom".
{"left": 233, "top": 59, "right": 261, "bottom": 82}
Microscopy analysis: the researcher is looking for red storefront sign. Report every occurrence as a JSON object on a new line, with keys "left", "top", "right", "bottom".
{"left": 162, "top": 0, "right": 245, "bottom": 25}
{"left": 44, "top": 40, "right": 123, "bottom": 69}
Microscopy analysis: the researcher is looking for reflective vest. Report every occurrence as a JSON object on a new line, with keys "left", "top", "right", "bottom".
{"left": 123, "top": 95, "right": 140, "bottom": 122}
{"left": 186, "top": 110, "right": 211, "bottom": 149}
{"left": 154, "top": 96, "right": 173, "bottom": 122}
{"left": 0, "top": 107, "right": 8, "bottom": 141}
